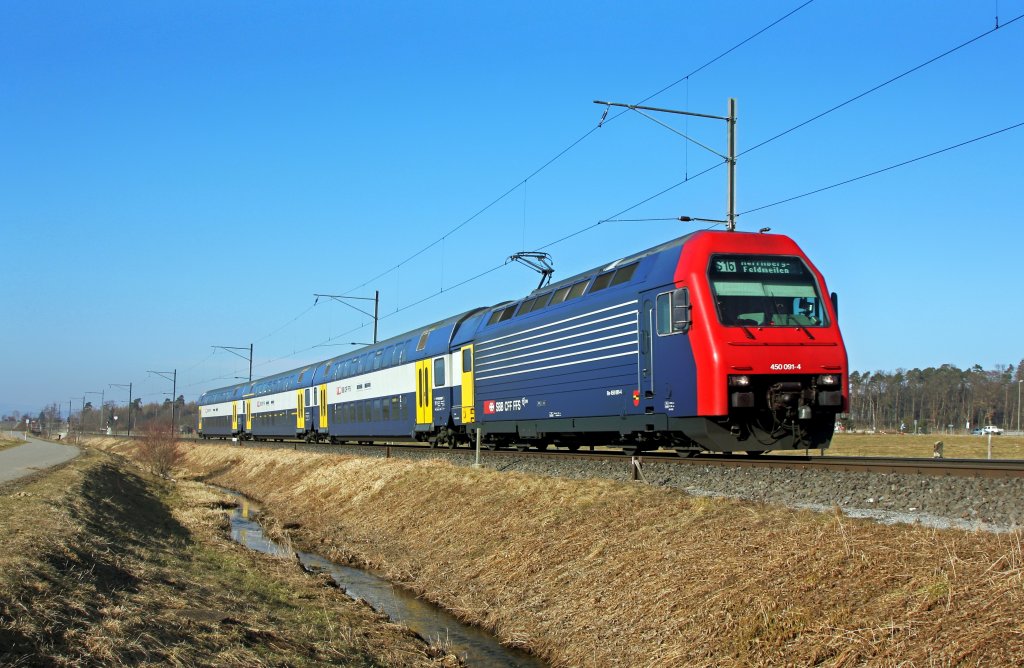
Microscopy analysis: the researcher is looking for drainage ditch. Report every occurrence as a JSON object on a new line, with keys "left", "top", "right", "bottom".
{"left": 223, "top": 490, "right": 545, "bottom": 668}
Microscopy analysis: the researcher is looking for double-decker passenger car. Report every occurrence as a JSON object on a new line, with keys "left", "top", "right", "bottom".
{"left": 199, "top": 230, "right": 848, "bottom": 454}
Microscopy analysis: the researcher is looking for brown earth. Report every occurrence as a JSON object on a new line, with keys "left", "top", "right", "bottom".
{"left": 0, "top": 447, "right": 455, "bottom": 666}
{"left": 90, "top": 438, "right": 1024, "bottom": 667}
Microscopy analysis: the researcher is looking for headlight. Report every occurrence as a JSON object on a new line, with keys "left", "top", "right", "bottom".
{"left": 817, "top": 374, "right": 839, "bottom": 386}
{"left": 728, "top": 375, "right": 750, "bottom": 387}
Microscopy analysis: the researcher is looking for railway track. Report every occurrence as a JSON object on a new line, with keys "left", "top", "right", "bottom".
{"left": 221, "top": 438, "right": 1024, "bottom": 480}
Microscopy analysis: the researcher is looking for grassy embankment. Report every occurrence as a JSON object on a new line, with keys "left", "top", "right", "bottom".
{"left": 829, "top": 432, "right": 1024, "bottom": 459}
{"left": 0, "top": 447, "right": 454, "bottom": 666}
{"left": 95, "top": 437, "right": 1024, "bottom": 668}
{"left": 0, "top": 436, "right": 26, "bottom": 452}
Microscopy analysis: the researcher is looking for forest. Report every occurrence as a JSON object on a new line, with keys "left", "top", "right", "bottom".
{"left": 848, "top": 361, "right": 1024, "bottom": 433}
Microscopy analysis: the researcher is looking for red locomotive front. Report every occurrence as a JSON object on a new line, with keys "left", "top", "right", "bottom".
{"left": 675, "top": 231, "right": 848, "bottom": 452}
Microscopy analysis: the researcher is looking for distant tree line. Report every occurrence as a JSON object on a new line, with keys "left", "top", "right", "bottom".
{"left": 849, "top": 360, "right": 1024, "bottom": 433}
{"left": 3, "top": 397, "right": 199, "bottom": 436}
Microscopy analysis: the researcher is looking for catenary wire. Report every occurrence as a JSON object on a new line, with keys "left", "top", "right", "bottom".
{"left": 741, "top": 12, "right": 1023, "bottom": 157}
{"left": 333, "top": 1, "right": 816, "bottom": 298}
{"left": 738, "top": 121, "right": 1024, "bottom": 216}
{"left": 192, "top": 5, "right": 812, "bottom": 388}
{"left": 551, "top": 10, "right": 1024, "bottom": 234}
{"left": 187, "top": 4, "right": 983, "bottom": 395}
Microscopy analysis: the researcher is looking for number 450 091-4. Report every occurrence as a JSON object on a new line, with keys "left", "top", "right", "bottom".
{"left": 769, "top": 363, "right": 802, "bottom": 370}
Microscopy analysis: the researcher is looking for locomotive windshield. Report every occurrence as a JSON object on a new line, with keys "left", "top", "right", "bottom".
{"left": 708, "top": 255, "right": 830, "bottom": 327}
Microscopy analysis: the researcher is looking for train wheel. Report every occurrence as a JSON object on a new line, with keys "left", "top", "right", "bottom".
{"left": 744, "top": 450, "right": 766, "bottom": 457}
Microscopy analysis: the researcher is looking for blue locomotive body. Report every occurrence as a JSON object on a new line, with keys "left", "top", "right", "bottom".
{"left": 199, "top": 231, "right": 849, "bottom": 454}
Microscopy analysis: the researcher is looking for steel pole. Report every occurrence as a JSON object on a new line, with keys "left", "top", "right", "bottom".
{"left": 249, "top": 344, "right": 253, "bottom": 383}
{"left": 373, "top": 291, "right": 379, "bottom": 344}
{"left": 171, "top": 369, "right": 177, "bottom": 437}
{"left": 726, "top": 97, "right": 737, "bottom": 232}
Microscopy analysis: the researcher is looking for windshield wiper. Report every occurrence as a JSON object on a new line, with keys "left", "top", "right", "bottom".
{"left": 765, "top": 295, "right": 814, "bottom": 339}
{"left": 794, "top": 321, "right": 815, "bottom": 340}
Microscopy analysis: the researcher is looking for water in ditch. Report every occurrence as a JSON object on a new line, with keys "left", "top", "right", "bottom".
{"left": 225, "top": 493, "right": 546, "bottom": 668}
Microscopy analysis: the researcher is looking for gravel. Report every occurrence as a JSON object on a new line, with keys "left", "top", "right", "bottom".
{"left": 241, "top": 441, "right": 1024, "bottom": 533}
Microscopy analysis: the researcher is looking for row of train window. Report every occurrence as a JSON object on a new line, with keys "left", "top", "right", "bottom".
{"left": 249, "top": 338, "right": 416, "bottom": 398}
{"left": 204, "top": 397, "right": 413, "bottom": 432}
{"left": 329, "top": 396, "right": 410, "bottom": 424}
{"left": 250, "top": 411, "right": 292, "bottom": 427}
{"left": 201, "top": 415, "right": 230, "bottom": 426}
{"left": 487, "top": 261, "right": 639, "bottom": 326}
{"left": 322, "top": 342, "right": 413, "bottom": 382}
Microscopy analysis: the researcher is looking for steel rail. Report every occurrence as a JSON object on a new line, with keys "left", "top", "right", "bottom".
{"left": 210, "top": 437, "right": 1024, "bottom": 479}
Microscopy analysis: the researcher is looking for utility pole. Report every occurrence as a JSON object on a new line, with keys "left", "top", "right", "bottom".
{"left": 593, "top": 98, "right": 738, "bottom": 231}
{"left": 314, "top": 291, "right": 380, "bottom": 344}
{"left": 148, "top": 369, "right": 177, "bottom": 437}
{"left": 212, "top": 344, "right": 253, "bottom": 382}
{"left": 110, "top": 383, "right": 133, "bottom": 437}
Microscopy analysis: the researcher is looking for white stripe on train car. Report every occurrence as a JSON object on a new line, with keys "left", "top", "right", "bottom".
{"left": 477, "top": 300, "right": 639, "bottom": 350}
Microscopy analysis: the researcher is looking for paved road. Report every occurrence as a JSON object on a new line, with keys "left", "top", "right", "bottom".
{"left": 0, "top": 436, "right": 81, "bottom": 484}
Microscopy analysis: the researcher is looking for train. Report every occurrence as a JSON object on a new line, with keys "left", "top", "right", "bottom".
{"left": 198, "top": 230, "right": 848, "bottom": 455}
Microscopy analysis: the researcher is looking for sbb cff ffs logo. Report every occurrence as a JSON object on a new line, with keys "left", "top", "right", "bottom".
{"left": 483, "top": 398, "right": 528, "bottom": 415}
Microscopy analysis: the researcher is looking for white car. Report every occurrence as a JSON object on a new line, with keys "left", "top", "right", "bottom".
{"left": 981, "top": 425, "right": 1004, "bottom": 435}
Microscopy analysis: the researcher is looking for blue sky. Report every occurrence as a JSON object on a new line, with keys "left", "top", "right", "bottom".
{"left": 2, "top": 1, "right": 1022, "bottom": 416}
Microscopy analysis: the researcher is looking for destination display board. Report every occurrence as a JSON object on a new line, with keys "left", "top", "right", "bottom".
{"left": 708, "top": 255, "right": 809, "bottom": 278}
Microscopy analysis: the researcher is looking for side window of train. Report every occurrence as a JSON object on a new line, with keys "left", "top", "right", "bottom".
{"left": 657, "top": 288, "right": 691, "bottom": 335}
{"left": 433, "top": 357, "right": 446, "bottom": 387}
{"left": 548, "top": 285, "right": 572, "bottom": 306}
{"left": 566, "top": 280, "right": 588, "bottom": 301}
{"left": 488, "top": 305, "right": 516, "bottom": 325}
{"left": 416, "top": 330, "right": 430, "bottom": 351}
{"left": 462, "top": 348, "right": 472, "bottom": 373}
{"left": 590, "top": 271, "right": 614, "bottom": 293}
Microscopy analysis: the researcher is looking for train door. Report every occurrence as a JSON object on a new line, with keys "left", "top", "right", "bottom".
{"left": 640, "top": 298, "right": 655, "bottom": 400}
{"left": 245, "top": 400, "right": 252, "bottom": 430}
{"left": 460, "top": 345, "right": 475, "bottom": 424}
{"left": 296, "top": 390, "right": 306, "bottom": 431}
{"left": 415, "top": 359, "right": 432, "bottom": 426}
{"left": 231, "top": 401, "right": 238, "bottom": 432}
{"left": 319, "top": 384, "right": 328, "bottom": 430}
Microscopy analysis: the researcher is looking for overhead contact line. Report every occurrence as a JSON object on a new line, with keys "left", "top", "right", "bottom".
{"left": 739, "top": 121, "right": 1024, "bottom": 216}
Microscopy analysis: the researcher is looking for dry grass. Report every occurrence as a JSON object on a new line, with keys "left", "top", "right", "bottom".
{"left": 0, "top": 447, "right": 454, "bottom": 667}
{"left": 153, "top": 443, "right": 1024, "bottom": 668}
{"left": 0, "top": 436, "right": 27, "bottom": 452}
{"left": 136, "top": 421, "right": 182, "bottom": 476}
{"left": 827, "top": 432, "right": 1024, "bottom": 459}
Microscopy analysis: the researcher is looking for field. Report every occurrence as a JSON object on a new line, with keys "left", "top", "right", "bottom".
{"left": 828, "top": 432, "right": 1024, "bottom": 459}
{"left": 0, "top": 448, "right": 454, "bottom": 666}
{"left": 88, "top": 437, "right": 1024, "bottom": 668}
